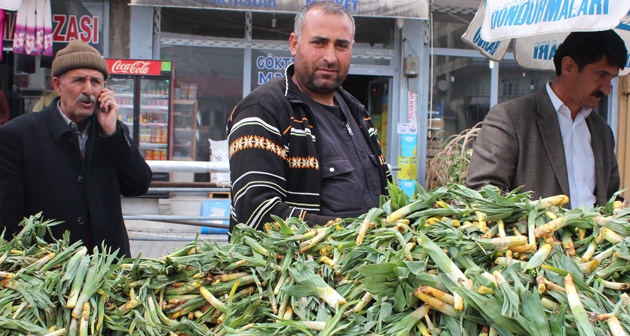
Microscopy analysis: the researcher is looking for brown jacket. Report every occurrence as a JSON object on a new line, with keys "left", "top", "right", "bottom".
{"left": 466, "top": 87, "right": 620, "bottom": 206}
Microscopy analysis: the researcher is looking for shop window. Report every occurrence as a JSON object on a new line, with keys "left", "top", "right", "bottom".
{"left": 450, "top": 28, "right": 469, "bottom": 49}
{"left": 430, "top": 56, "right": 490, "bottom": 137}
{"left": 161, "top": 8, "right": 246, "bottom": 38}
{"left": 432, "top": 12, "right": 477, "bottom": 50}
{"left": 530, "top": 79, "right": 541, "bottom": 92}
{"left": 498, "top": 63, "right": 555, "bottom": 101}
{"left": 435, "top": 55, "right": 446, "bottom": 66}
{"left": 354, "top": 17, "right": 395, "bottom": 49}
{"left": 502, "top": 78, "right": 519, "bottom": 97}
{"left": 251, "top": 12, "right": 294, "bottom": 41}
{"left": 161, "top": 45, "right": 243, "bottom": 181}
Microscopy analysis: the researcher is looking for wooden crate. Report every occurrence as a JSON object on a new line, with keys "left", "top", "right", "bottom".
{"left": 208, "top": 191, "right": 231, "bottom": 199}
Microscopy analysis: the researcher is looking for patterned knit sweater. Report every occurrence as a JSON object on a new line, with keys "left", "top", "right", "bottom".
{"left": 227, "top": 65, "right": 391, "bottom": 233}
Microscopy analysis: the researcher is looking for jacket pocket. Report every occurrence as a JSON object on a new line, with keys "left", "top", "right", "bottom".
{"left": 320, "top": 158, "right": 365, "bottom": 215}
{"left": 321, "top": 158, "right": 354, "bottom": 179}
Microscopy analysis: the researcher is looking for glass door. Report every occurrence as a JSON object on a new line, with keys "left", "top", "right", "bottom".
{"left": 367, "top": 78, "right": 390, "bottom": 158}
{"left": 139, "top": 77, "right": 170, "bottom": 160}
{"left": 173, "top": 99, "right": 197, "bottom": 160}
{"left": 108, "top": 76, "right": 135, "bottom": 140}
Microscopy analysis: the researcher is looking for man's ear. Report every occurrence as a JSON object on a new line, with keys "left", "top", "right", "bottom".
{"left": 52, "top": 76, "right": 63, "bottom": 96}
{"left": 561, "top": 56, "right": 577, "bottom": 75}
{"left": 289, "top": 32, "right": 298, "bottom": 56}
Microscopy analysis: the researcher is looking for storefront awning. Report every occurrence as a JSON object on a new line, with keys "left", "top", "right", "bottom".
{"left": 129, "top": 0, "right": 429, "bottom": 19}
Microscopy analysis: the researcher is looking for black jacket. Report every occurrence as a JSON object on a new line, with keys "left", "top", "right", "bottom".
{"left": 0, "top": 98, "right": 152, "bottom": 257}
{"left": 227, "top": 65, "right": 391, "bottom": 232}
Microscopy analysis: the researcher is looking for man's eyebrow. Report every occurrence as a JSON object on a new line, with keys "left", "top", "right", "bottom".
{"left": 310, "top": 35, "right": 351, "bottom": 44}
{"left": 598, "top": 69, "right": 617, "bottom": 76}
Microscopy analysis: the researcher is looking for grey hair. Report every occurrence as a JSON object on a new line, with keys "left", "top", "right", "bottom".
{"left": 293, "top": 1, "right": 355, "bottom": 40}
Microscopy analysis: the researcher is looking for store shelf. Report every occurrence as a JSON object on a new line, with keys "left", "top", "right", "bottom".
{"left": 142, "top": 94, "right": 168, "bottom": 99}
{"left": 140, "top": 105, "right": 169, "bottom": 110}
{"left": 172, "top": 99, "right": 198, "bottom": 160}
{"left": 141, "top": 122, "right": 168, "bottom": 126}
{"left": 139, "top": 142, "right": 168, "bottom": 150}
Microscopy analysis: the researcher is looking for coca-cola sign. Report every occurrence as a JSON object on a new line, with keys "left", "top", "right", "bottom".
{"left": 106, "top": 59, "right": 165, "bottom": 76}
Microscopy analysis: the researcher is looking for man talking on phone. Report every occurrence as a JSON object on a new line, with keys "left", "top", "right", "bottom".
{"left": 0, "top": 40, "right": 152, "bottom": 258}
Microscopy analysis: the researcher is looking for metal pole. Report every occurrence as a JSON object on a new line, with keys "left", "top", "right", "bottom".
{"left": 126, "top": 219, "right": 229, "bottom": 229}
{"left": 125, "top": 215, "right": 228, "bottom": 221}
{"left": 147, "top": 188, "right": 229, "bottom": 193}
{"left": 146, "top": 160, "right": 229, "bottom": 173}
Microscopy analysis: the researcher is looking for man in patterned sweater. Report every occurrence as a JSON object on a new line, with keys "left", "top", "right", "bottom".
{"left": 227, "top": 1, "right": 391, "bottom": 235}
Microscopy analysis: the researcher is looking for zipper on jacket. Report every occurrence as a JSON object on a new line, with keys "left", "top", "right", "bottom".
{"left": 345, "top": 123, "right": 353, "bottom": 136}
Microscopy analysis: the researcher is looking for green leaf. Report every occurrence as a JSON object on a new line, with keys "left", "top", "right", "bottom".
{"left": 394, "top": 285, "right": 406, "bottom": 312}
{"left": 520, "top": 289, "right": 551, "bottom": 336}
{"left": 281, "top": 285, "right": 318, "bottom": 298}
{"left": 549, "top": 304, "right": 567, "bottom": 336}
{"left": 456, "top": 287, "right": 526, "bottom": 335}
{"left": 270, "top": 214, "right": 294, "bottom": 236}
{"left": 403, "top": 261, "right": 426, "bottom": 275}
{"left": 357, "top": 263, "right": 397, "bottom": 278}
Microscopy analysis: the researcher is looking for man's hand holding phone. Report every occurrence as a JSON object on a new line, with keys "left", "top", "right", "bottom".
{"left": 97, "top": 88, "right": 119, "bottom": 135}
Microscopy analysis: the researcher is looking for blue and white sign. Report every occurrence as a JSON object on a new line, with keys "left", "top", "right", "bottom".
{"left": 255, "top": 53, "right": 294, "bottom": 85}
{"left": 461, "top": 1, "right": 509, "bottom": 61}
{"left": 482, "top": 0, "right": 629, "bottom": 41}
{"left": 462, "top": 1, "right": 630, "bottom": 75}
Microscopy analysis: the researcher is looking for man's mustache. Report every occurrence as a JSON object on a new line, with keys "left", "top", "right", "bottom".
{"left": 77, "top": 94, "right": 96, "bottom": 104}
{"left": 319, "top": 60, "right": 340, "bottom": 71}
{"left": 592, "top": 90, "right": 606, "bottom": 99}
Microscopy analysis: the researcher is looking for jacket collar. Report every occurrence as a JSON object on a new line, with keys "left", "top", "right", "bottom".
{"left": 536, "top": 85, "right": 570, "bottom": 198}
{"left": 41, "top": 97, "right": 95, "bottom": 144}
{"left": 41, "top": 97, "right": 73, "bottom": 143}
{"left": 283, "top": 63, "right": 363, "bottom": 111}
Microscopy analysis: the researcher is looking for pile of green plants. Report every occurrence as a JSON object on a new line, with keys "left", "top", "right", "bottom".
{"left": 2, "top": 183, "right": 630, "bottom": 335}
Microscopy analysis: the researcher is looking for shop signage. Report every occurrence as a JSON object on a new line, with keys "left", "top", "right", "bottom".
{"left": 2, "top": 11, "right": 13, "bottom": 41}
{"left": 53, "top": 15, "right": 99, "bottom": 44}
{"left": 255, "top": 53, "right": 293, "bottom": 85}
{"left": 407, "top": 91, "right": 416, "bottom": 121}
{"left": 3, "top": 12, "right": 100, "bottom": 44}
{"left": 130, "top": 0, "right": 429, "bottom": 19}
{"left": 106, "top": 59, "right": 164, "bottom": 76}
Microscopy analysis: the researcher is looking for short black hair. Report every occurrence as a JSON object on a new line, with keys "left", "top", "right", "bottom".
{"left": 294, "top": 0, "right": 355, "bottom": 40}
{"left": 553, "top": 30, "right": 627, "bottom": 76}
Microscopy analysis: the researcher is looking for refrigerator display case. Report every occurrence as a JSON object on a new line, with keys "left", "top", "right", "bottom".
{"left": 105, "top": 59, "right": 174, "bottom": 193}
{"left": 173, "top": 99, "right": 198, "bottom": 160}
{"left": 105, "top": 59, "right": 173, "bottom": 160}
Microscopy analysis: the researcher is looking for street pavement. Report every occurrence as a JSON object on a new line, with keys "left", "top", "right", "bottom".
{"left": 128, "top": 230, "right": 228, "bottom": 258}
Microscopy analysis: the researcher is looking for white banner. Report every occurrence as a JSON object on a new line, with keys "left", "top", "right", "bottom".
{"left": 461, "top": 1, "right": 510, "bottom": 61}
{"left": 514, "top": 28, "right": 630, "bottom": 75}
{"left": 482, "top": 0, "right": 630, "bottom": 42}
{"left": 462, "top": 1, "right": 630, "bottom": 75}
{"left": 0, "top": 0, "right": 21, "bottom": 11}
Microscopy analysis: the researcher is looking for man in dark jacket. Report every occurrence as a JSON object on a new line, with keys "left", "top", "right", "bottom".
{"left": 227, "top": 1, "right": 391, "bottom": 234}
{"left": 0, "top": 40, "right": 152, "bottom": 258}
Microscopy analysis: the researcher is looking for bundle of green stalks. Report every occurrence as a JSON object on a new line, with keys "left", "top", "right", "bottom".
{"left": 2, "top": 183, "right": 630, "bottom": 336}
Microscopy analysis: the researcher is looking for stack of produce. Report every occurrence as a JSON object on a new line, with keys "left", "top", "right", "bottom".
{"left": 2, "top": 183, "right": 630, "bottom": 335}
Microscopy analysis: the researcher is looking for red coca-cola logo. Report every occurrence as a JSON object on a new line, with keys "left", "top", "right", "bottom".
{"left": 111, "top": 60, "right": 150, "bottom": 74}
{"left": 106, "top": 59, "right": 163, "bottom": 76}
